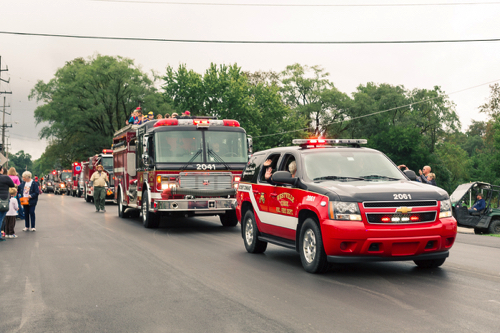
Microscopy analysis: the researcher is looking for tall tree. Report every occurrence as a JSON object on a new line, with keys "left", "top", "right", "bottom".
{"left": 29, "top": 54, "right": 168, "bottom": 162}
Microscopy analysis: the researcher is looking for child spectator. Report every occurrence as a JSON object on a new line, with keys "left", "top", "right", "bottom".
{"left": 164, "top": 113, "right": 170, "bottom": 119}
{"left": 147, "top": 111, "right": 155, "bottom": 121}
{"left": 427, "top": 173, "right": 437, "bottom": 186}
{"left": 156, "top": 114, "right": 163, "bottom": 120}
{"left": 172, "top": 113, "right": 179, "bottom": 119}
{"left": 5, "top": 187, "right": 19, "bottom": 238}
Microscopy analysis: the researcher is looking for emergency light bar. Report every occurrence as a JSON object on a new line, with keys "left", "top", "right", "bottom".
{"left": 154, "top": 118, "right": 240, "bottom": 128}
{"left": 102, "top": 149, "right": 113, "bottom": 154}
{"left": 292, "top": 139, "right": 367, "bottom": 147}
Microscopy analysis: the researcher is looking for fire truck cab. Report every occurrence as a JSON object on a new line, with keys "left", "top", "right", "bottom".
{"left": 55, "top": 170, "right": 72, "bottom": 195}
{"left": 113, "top": 117, "right": 250, "bottom": 228}
{"left": 66, "top": 162, "right": 83, "bottom": 197}
{"left": 83, "top": 150, "right": 114, "bottom": 203}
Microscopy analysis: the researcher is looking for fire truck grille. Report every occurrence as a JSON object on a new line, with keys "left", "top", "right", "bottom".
{"left": 179, "top": 173, "right": 233, "bottom": 190}
{"left": 363, "top": 201, "right": 437, "bottom": 208}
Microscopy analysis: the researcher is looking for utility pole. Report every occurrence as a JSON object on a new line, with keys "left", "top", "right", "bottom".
{"left": 0, "top": 56, "right": 13, "bottom": 157}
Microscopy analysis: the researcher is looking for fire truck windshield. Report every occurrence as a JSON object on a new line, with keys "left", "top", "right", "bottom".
{"left": 61, "top": 172, "right": 72, "bottom": 181}
{"left": 205, "top": 131, "right": 247, "bottom": 163}
{"left": 154, "top": 130, "right": 247, "bottom": 164}
{"left": 101, "top": 157, "right": 113, "bottom": 171}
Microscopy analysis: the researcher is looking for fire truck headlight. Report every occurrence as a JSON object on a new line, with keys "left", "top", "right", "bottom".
{"left": 329, "top": 201, "right": 362, "bottom": 221}
{"left": 439, "top": 199, "right": 452, "bottom": 218}
{"left": 169, "top": 183, "right": 177, "bottom": 189}
{"left": 234, "top": 183, "right": 239, "bottom": 189}
{"left": 161, "top": 183, "right": 169, "bottom": 190}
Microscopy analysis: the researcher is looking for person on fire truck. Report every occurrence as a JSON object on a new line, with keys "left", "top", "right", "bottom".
{"left": 90, "top": 165, "right": 109, "bottom": 213}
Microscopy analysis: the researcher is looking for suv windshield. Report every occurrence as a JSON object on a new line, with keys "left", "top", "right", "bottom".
{"left": 303, "top": 150, "right": 405, "bottom": 182}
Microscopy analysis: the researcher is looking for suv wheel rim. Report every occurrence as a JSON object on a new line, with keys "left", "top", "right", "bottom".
{"left": 245, "top": 218, "right": 254, "bottom": 245}
{"left": 303, "top": 229, "right": 316, "bottom": 264}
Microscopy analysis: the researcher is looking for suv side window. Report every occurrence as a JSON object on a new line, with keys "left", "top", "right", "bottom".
{"left": 258, "top": 153, "right": 281, "bottom": 183}
{"left": 279, "top": 153, "right": 296, "bottom": 174}
{"left": 241, "top": 153, "right": 265, "bottom": 183}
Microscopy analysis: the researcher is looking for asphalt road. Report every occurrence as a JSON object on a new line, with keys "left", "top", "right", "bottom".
{"left": 1, "top": 194, "right": 499, "bottom": 333}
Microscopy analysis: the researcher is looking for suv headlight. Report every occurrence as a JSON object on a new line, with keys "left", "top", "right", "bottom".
{"left": 439, "top": 199, "right": 452, "bottom": 218}
{"left": 329, "top": 201, "right": 362, "bottom": 221}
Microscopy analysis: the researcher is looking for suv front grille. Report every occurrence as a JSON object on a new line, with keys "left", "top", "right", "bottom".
{"left": 363, "top": 201, "right": 437, "bottom": 208}
{"left": 179, "top": 172, "right": 232, "bottom": 190}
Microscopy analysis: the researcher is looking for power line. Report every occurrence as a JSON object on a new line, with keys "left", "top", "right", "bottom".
{"left": 253, "top": 78, "right": 500, "bottom": 138}
{"left": 1, "top": 31, "right": 500, "bottom": 44}
{"left": 91, "top": 0, "right": 500, "bottom": 7}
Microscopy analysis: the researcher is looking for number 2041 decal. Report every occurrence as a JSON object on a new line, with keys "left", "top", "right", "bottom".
{"left": 393, "top": 193, "right": 412, "bottom": 199}
{"left": 197, "top": 164, "right": 216, "bottom": 170}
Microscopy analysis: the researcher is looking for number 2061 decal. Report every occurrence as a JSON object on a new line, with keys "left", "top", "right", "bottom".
{"left": 393, "top": 193, "right": 412, "bottom": 200}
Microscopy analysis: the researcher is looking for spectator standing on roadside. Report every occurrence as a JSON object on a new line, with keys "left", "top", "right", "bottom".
{"left": 164, "top": 113, "right": 170, "bottom": 119}
{"left": 156, "top": 114, "right": 163, "bottom": 120}
{"left": 4, "top": 188, "right": 19, "bottom": 238}
{"left": 0, "top": 165, "right": 16, "bottom": 241}
{"left": 18, "top": 171, "right": 39, "bottom": 232}
{"left": 7, "top": 167, "right": 24, "bottom": 220}
{"left": 90, "top": 165, "right": 109, "bottom": 213}
{"left": 180, "top": 110, "right": 191, "bottom": 119}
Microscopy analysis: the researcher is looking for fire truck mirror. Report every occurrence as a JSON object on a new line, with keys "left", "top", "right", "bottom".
{"left": 142, "top": 153, "right": 150, "bottom": 166}
{"left": 247, "top": 136, "right": 253, "bottom": 155}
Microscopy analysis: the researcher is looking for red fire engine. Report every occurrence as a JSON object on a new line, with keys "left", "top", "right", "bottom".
{"left": 66, "top": 162, "right": 83, "bottom": 197}
{"left": 112, "top": 116, "right": 251, "bottom": 228}
{"left": 82, "top": 149, "right": 114, "bottom": 203}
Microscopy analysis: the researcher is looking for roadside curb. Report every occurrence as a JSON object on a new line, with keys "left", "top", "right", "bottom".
{"left": 457, "top": 227, "right": 474, "bottom": 234}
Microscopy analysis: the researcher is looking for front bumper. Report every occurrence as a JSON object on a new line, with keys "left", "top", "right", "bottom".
{"left": 155, "top": 198, "right": 237, "bottom": 212}
{"left": 328, "top": 250, "right": 449, "bottom": 264}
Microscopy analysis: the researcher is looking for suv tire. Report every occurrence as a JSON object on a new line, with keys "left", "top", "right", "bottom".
{"left": 242, "top": 210, "right": 267, "bottom": 253}
{"left": 299, "top": 218, "right": 329, "bottom": 274}
{"left": 220, "top": 211, "right": 238, "bottom": 227}
{"left": 142, "top": 191, "right": 159, "bottom": 228}
{"left": 414, "top": 258, "right": 446, "bottom": 268}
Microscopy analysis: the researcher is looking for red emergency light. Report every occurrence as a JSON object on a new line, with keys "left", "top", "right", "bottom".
{"left": 154, "top": 118, "right": 179, "bottom": 127}
{"left": 52, "top": 170, "right": 57, "bottom": 175}
{"left": 74, "top": 162, "right": 79, "bottom": 166}
{"left": 102, "top": 149, "right": 113, "bottom": 154}
{"left": 410, "top": 216, "right": 420, "bottom": 222}
{"left": 193, "top": 119, "right": 210, "bottom": 125}
{"left": 223, "top": 119, "right": 240, "bottom": 127}
{"left": 381, "top": 217, "right": 391, "bottom": 223}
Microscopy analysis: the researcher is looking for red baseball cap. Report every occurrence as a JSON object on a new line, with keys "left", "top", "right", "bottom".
{"left": 184, "top": 110, "right": 190, "bottom": 115}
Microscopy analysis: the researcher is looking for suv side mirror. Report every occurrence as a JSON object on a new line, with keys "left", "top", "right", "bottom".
{"left": 404, "top": 169, "right": 417, "bottom": 181}
{"left": 272, "top": 171, "right": 298, "bottom": 186}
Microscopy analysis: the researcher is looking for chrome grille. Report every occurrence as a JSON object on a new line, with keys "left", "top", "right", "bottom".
{"left": 363, "top": 201, "right": 437, "bottom": 208}
{"left": 179, "top": 172, "right": 232, "bottom": 190}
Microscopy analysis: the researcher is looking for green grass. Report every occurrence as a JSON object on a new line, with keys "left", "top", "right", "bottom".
{"left": 485, "top": 233, "right": 500, "bottom": 237}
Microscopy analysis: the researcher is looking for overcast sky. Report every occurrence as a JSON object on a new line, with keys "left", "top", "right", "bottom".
{"left": 1, "top": 0, "right": 499, "bottom": 160}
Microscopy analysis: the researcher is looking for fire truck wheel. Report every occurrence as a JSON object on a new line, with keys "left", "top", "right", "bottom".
{"left": 219, "top": 211, "right": 238, "bottom": 227}
{"left": 118, "top": 192, "right": 129, "bottom": 218}
{"left": 299, "top": 218, "right": 329, "bottom": 274}
{"left": 413, "top": 258, "right": 446, "bottom": 268}
{"left": 142, "top": 191, "right": 159, "bottom": 228}
{"left": 242, "top": 210, "right": 267, "bottom": 253}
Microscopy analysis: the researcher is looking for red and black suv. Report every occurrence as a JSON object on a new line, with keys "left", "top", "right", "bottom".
{"left": 236, "top": 139, "right": 457, "bottom": 273}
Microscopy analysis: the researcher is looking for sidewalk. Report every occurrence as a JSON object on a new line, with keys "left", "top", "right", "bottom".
{"left": 457, "top": 226, "right": 474, "bottom": 234}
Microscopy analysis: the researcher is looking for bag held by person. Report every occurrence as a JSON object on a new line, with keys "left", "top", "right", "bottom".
{"left": 0, "top": 198, "right": 9, "bottom": 211}
{"left": 20, "top": 197, "right": 29, "bottom": 206}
